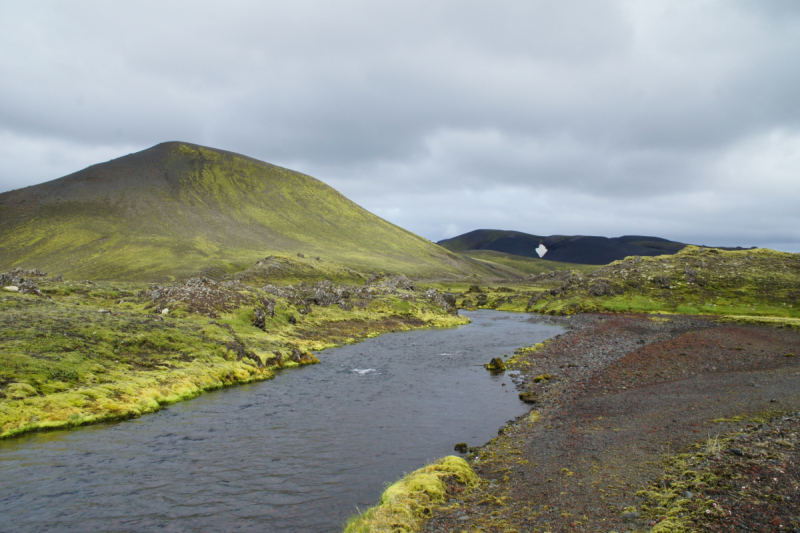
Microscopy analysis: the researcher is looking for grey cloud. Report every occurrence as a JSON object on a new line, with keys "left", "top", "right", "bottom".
{"left": 0, "top": 1, "right": 799, "bottom": 251}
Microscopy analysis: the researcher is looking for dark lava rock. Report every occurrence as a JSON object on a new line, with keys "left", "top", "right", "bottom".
{"left": 425, "top": 287, "right": 458, "bottom": 315}
{"left": 518, "top": 391, "right": 538, "bottom": 404}
{"left": 265, "top": 351, "right": 284, "bottom": 368}
{"left": 652, "top": 275, "right": 672, "bottom": 288}
{"left": 288, "top": 314, "right": 297, "bottom": 325}
{"left": 252, "top": 308, "right": 267, "bottom": 330}
{"left": 288, "top": 347, "right": 319, "bottom": 365}
{"left": 290, "top": 348, "right": 303, "bottom": 363}
{"left": 588, "top": 280, "right": 612, "bottom": 297}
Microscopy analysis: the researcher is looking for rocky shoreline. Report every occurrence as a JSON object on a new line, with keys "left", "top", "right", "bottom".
{"left": 419, "top": 313, "right": 800, "bottom": 532}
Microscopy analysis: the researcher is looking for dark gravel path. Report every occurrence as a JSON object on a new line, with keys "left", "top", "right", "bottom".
{"left": 423, "top": 314, "right": 800, "bottom": 533}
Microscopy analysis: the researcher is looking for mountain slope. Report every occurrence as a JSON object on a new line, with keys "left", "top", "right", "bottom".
{"left": 438, "top": 229, "right": 690, "bottom": 265}
{"left": 0, "top": 142, "right": 480, "bottom": 281}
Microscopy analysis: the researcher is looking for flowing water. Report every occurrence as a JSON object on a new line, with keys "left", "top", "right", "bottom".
{"left": 0, "top": 311, "right": 563, "bottom": 532}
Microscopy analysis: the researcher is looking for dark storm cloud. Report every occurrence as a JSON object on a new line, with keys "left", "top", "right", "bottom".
{"left": 0, "top": 1, "right": 799, "bottom": 250}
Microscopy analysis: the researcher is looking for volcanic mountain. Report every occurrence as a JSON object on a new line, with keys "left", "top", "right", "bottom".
{"left": 0, "top": 142, "right": 480, "bottom": 281}
{"left": 438, "top": 229, "right": 690, "bottom": 265}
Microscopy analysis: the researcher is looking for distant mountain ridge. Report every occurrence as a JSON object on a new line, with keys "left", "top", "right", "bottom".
{"left": 438, "top": 229, "right": 747, "bottom": 265}
{"left": 0, "top": 142, "right": 483, "bottom": 281}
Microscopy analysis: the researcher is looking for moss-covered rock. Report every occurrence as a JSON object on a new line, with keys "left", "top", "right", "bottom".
{"left": 484, "top": 357, "right": 506, "bottom": 372}
{"left": 518, "top": 391, "right": 537, "bottom": 404}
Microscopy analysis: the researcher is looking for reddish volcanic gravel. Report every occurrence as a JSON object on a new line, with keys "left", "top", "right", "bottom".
{"left": 423, "top": 314, "right": 800, "bottom": 533}
{"left": 696, "top": 413, "right": 800, "bottom": 532}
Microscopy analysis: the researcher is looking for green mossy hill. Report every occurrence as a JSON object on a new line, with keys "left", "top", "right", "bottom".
{"left": 525, "top": 246, "right": 800, "bottom": 320}
{"left": 0, "top": 142, "right": 482, "bottom": 282}
{"left": 457, "top": 249, "right": 600, "bottom": 276}
{"left": 0, "top": 269, "right": 467, "bottom": 439}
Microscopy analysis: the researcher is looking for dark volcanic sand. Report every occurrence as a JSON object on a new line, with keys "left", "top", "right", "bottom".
{"left": 423, "top": 314, "right": 800, "bottom": 533}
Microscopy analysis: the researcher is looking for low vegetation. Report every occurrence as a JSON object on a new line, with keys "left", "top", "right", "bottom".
{"left": 0, "top": 266, "right": 467, "bottom": 439}
{"left": 639, "top": 410, "right": 799, "bottom": 532}
{"left": 343, "top": 456, "right": 479, "bottom": 533}
{"left": 427, "top": 247, "right": 800, "bottom": 329}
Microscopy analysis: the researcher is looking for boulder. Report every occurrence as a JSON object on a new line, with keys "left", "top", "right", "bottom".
{"left": 19, "top": 280, "right": 44, "bottom": 297}
{"left": 425, "top": 287, "right": 457, "bottom": 315}
{"left": 652, "top": 275, "right": 672, "bottom": 289}
{"left": 518, "top": 391, "right": 538, "bottom": 404}
{"left": 299, "top": 352, "right": 320, "bottom": 365}
{"left": 265, "top": 351, "right": 284, "bottom": 368}
{"left": 588, "top": 280, "right": 612, "bottom": 296}
{"left": 252, "top": 308, "right": 267, "bottom": 330}
{"left": 290, "top": 348, "right": 303, "bottom": 363}
{"left": 289, "top": 347, "right": 319, "bottom": 365}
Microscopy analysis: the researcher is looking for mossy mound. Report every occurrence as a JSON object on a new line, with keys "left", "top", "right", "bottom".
{"left": 526, "top": 246, "right": 800, "bottom": 319}
{"left": 518, "top": 391, "right": 537, "bottom": 404}
{"left": 343, "top": 456, "right": 479, "bottom": 533}
{"left": 484, "top": 357, "right": 506, "bottom": 372}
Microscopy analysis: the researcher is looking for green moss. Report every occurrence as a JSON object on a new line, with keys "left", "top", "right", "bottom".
{"left": 506, "top": 340, "right": 550, "bottom": 367}
{"left": 484, "top": 358, "right": 507, "bottom": 372}
{"left": 0, "top": 274, "right": 467, "bottom": 439}
{"left": 636, "top": 410, "right": 793, "bottom": 533}
{"left": 342, "top": 456, "right": 479, "bottom": 533}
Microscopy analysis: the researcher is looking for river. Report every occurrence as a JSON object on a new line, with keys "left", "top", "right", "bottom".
{"left": 0, "top": 310, "right": 563, "bottom": 532}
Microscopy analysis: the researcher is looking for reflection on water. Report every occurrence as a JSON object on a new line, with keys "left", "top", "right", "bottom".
{"left": 0, "top": 311, "right": 563, "bottom": 533}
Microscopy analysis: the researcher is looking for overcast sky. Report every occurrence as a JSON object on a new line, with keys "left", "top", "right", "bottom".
{"left": 1, "top": 1, "right": 799, "bottom": 250}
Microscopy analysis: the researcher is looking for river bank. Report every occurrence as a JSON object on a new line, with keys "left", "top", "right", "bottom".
{"left": 415, "top": 312, "right": 800, "bottom": 532}
{"left": 0, "top": 270, "right": 468, "bottom": 439}
{"left": 0, "top": 309, "right": 561, "bottom": 533}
